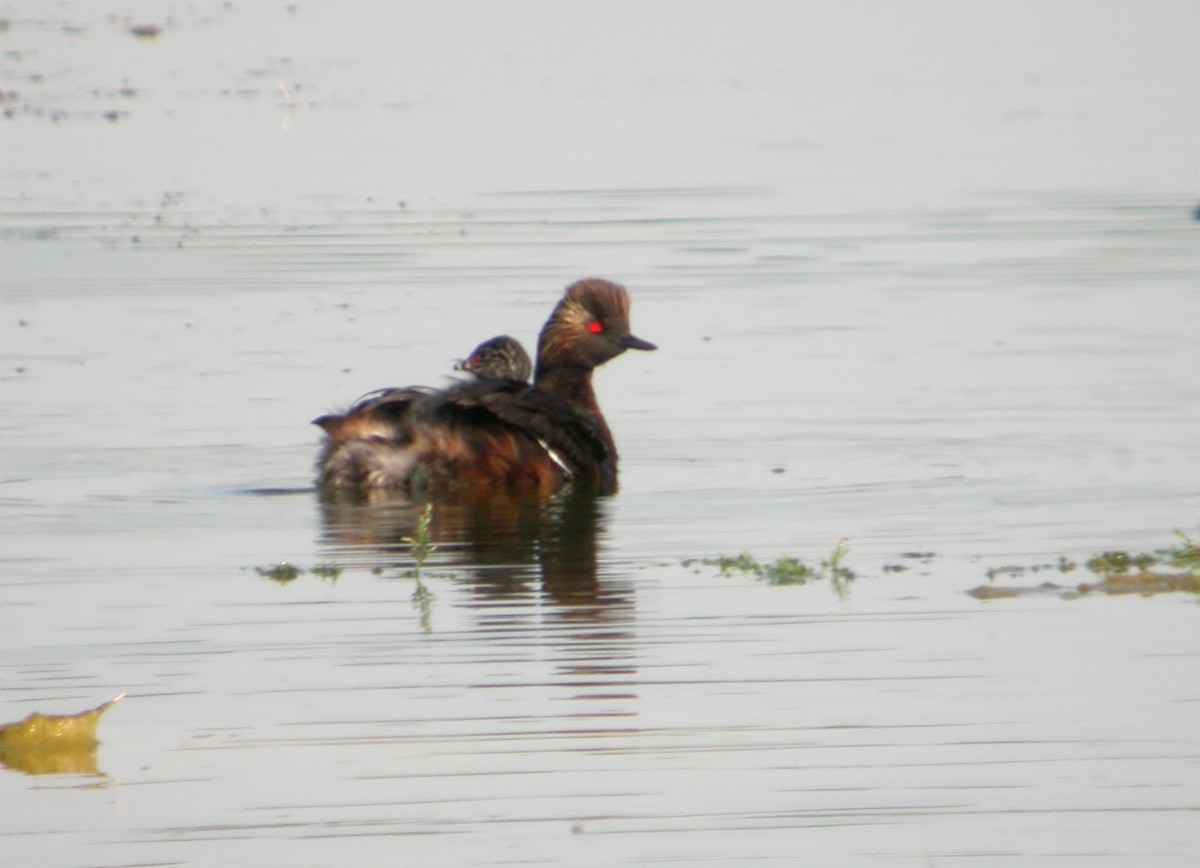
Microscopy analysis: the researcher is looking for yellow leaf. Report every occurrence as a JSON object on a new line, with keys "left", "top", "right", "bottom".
{"left": 0, "top": 695, "right": 125, "bottom": 776}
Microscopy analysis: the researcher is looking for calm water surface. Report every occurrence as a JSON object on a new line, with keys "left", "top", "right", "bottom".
{"left": 2, "top": 2, "right": 1198, "bottom": 866}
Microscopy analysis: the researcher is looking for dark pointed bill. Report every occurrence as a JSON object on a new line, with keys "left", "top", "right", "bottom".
{"left": 619, "top": 334, "right": 657, "bottom": 352}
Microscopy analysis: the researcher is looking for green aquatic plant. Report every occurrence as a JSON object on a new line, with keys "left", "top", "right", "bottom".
{"left": 1081, "top": 526, "right": 1200, "bottom": 579}
{"left": 971, "top": 526, "right": 1200, "bottom": 600}
{"left": 689, "top": 550, "right": 816, "bottom": 585}
{"left": 401, "top": 503, "right": 438, "bottom": 577}
{"left": 309, "top": 562, "right": 342, "bottom": 582}
{"left": 399, "top": 503, "right": 441, "bottom": 631}
{"left": 685, "top": 540, "right": 855, "bottom": 592}
{"left": 252, "top": 561, "right": 341, "bottom": 584}
{"left": 1167, "top": 528, "right": 1200, "bottom": 573}
{"left": 247, "top": 505, "right": 451, "bottom": 635}
{"left": 1085, "top": 550, "right": 1155, "bottom": 577}
{"left": 411, "top": 576, "right": 435, "bottom": 634}
{"left": 821, "top": 538, "right": 855, "bottom": 597}
{"left": 256, "top": 561, "right": 303, "bottom": 584}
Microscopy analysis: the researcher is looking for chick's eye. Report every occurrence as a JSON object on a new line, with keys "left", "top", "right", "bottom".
{"left": 587, "top": 321, "right": 604, "bottom": 334}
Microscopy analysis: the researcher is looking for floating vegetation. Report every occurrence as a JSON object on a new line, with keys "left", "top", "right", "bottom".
{"left": 255, "top": 561, "right": 303, "bottom": 584}
{"left": 969, "top": 572, "right": 1200, "bottom": 600}
{"left": 685, "top": 539, "right": 855, "bottom": 596}
{"left": 970, "top": 528, "right": 1200, "bottom": 600}
{"left": 0, "top": 695, "right": 125, "bottom": 776}
{"left": 883, "top": 550, "right": 937, "bottom": 573}
{"left": 309, "top": 562, "right": 342, "bottom": 582}
{"left": 984, "top": 555, "right": 1077, "bottom": 581}
{"left": 249, "top": 505, "right": 445, "bottom": 628}
{"left": 1085, "top": 550, "right": 1157, "bottom": 577}
{"left": 253, "top": 561, "right": 341, "bottom": 584}
{"left": 693, "top": 551, "right": 816, "bottom": 585}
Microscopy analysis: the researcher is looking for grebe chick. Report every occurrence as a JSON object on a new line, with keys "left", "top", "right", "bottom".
{"left": 454, "top": 334, "right": 532, "bottom": 383}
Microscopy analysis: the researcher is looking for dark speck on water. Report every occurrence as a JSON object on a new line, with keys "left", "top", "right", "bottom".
{"left": 127, "top": 24, "right": 161, "bottom": 40}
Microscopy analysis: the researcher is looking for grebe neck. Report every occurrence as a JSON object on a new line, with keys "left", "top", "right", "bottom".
{"left": 535, "top": 363, "right": 617, "bottom": 456}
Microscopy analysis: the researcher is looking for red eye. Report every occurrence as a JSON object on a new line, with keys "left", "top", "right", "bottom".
{"left": 587, "top": 321, "right": 604, "bottom": 334}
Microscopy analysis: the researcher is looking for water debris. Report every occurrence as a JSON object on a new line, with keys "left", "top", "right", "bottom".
{"left": 884, "top": 551, "right": 936, "bottom": 573}
{"left": 0, "top": 695, "right": 125, "bottom": 776}
{"left": 684, "top": 539, "right": 855, "bottom": 596}
{"left": 969, "top": 572, "right": 1200, "bottom": 600}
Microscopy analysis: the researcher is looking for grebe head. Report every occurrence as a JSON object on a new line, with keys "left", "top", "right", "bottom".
{"left": 454, "top": 335, "right": 533, "bottom": 382}
{"left": 536, "top": 278, "right": 656, "bottom": 372}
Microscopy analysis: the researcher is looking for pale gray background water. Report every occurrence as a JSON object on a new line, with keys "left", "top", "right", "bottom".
{"left": 2, "top": 2, "right": 1198, "bottom": 865}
